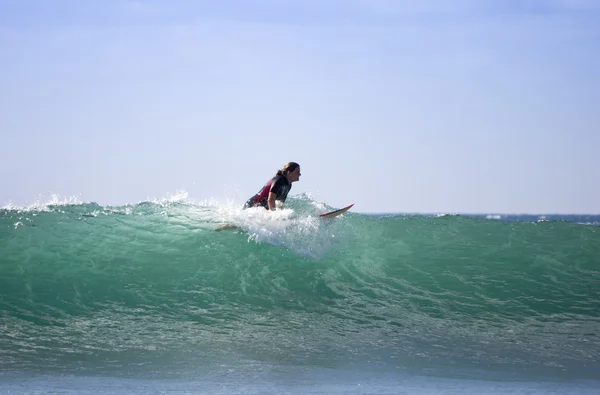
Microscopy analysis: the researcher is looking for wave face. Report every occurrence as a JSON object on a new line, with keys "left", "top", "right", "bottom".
{"left": 1, "top": 198, "right": 599, "bottom": 380}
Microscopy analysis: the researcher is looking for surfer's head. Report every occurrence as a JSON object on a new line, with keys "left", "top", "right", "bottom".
{"left": 277, "top": 162, "right": 301, "bottom": 182}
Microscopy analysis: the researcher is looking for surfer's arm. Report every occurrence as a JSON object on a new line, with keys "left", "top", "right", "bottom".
{"left": 267, "top": 192, "right": 277, "bottom": 211}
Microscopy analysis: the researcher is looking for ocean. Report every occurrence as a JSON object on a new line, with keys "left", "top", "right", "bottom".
{"left": 1, "top": 195, "right": 599, "bottom": 394}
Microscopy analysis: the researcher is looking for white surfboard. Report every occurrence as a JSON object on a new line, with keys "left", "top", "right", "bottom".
{"left": 320, "top": 204, "right": 354, "bottom": 218}
{"left": 216, "top": 204, "right": 354, "bottom": 230}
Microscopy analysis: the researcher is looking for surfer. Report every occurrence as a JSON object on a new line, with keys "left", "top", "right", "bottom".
{"left": 244, "top": 162, "right": 301, "bottom": 211}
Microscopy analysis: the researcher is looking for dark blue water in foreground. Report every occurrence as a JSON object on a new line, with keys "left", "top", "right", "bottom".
{"left": 1, "top": 198, "right": 599, "bottom": 393}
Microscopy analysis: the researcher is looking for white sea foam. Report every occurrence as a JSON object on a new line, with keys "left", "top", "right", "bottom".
{"left": 146, "top": 189, "right": 192, "bottom": 205}
{"left": 210, "top": 200, "right": 343, "bottom": 259}
{"left": 1, "top": 194, "right": 86, "bottom": 212}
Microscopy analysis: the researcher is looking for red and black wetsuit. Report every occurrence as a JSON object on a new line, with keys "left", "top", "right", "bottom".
{"left": 244, "top": 175, "right": 291, "bottom": 209}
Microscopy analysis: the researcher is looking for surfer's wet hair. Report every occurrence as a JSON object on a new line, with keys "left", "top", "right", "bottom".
{"left": 276, "top": 162, "right": 300, "bottom": 176}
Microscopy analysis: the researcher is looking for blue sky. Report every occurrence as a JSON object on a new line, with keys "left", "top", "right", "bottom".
{"left": 1, "top": 0, "right": 599, "bottom": 213}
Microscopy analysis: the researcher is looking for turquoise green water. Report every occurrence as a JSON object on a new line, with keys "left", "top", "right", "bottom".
{"left": 1, "top": 198, "right": 599, "bottom": 381}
